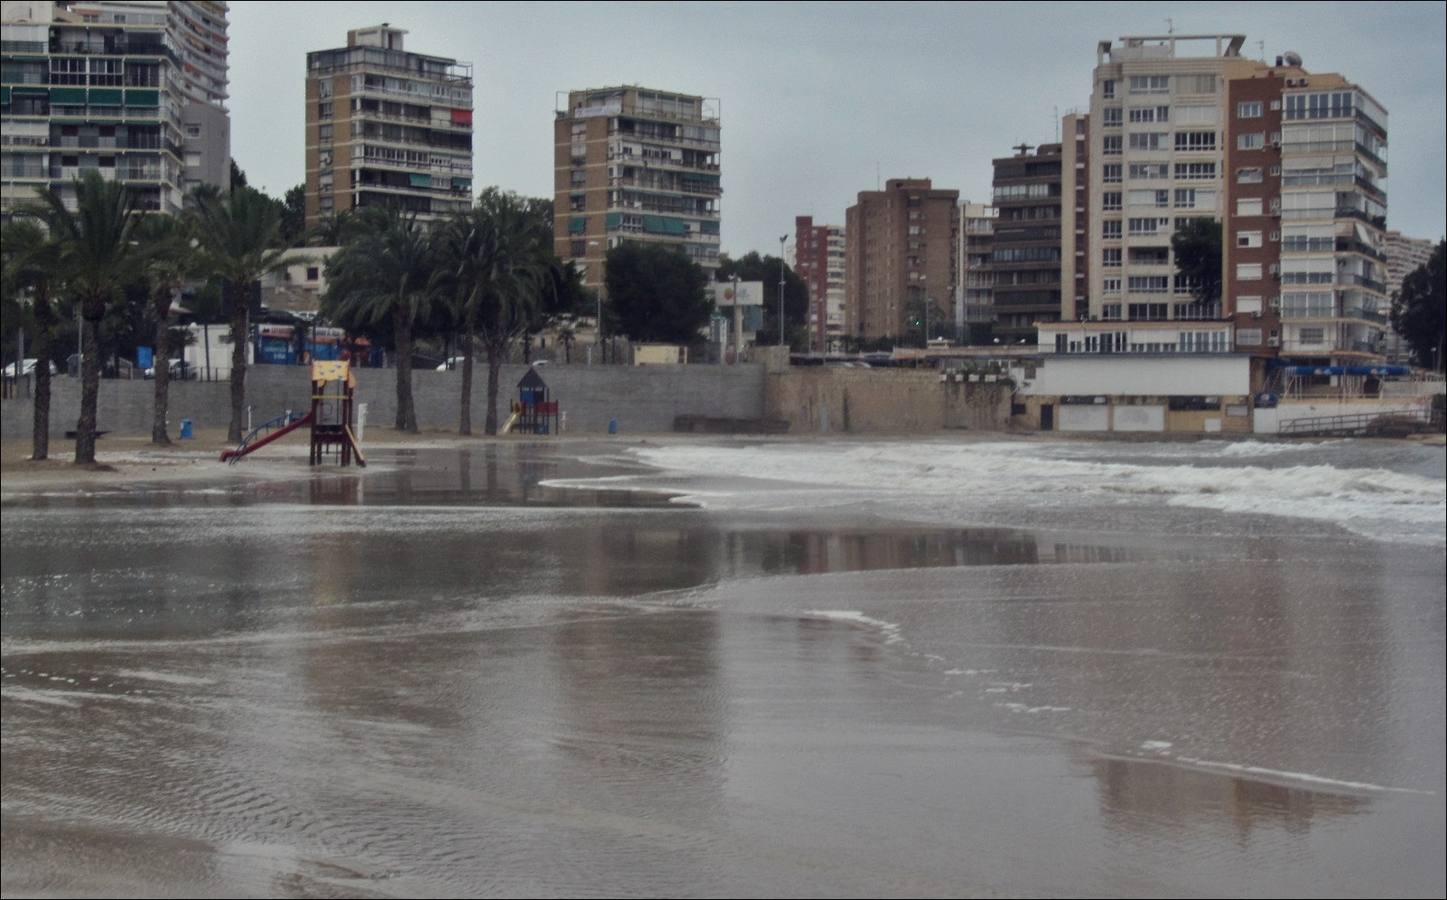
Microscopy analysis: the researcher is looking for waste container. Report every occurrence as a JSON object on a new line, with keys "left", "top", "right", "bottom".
{"left": 179, "top": 418, "right": 194, "bottom": 439}
{"left": 608, "top": 418, "right": 618, "bottom": 435}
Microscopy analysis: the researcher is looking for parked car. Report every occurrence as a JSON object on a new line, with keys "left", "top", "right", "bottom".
{"left": 143, "top": 359, "right": 195, "bottom": 380}
{"left": 2, "top": 358, "right": 58, "bottom": 379}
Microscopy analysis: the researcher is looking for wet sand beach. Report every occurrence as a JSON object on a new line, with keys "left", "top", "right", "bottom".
{"left": 3, "top": 437, "right": 1443, "bottom": 897}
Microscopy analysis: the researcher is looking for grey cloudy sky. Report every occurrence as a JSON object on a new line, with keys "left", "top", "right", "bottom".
{"left": 229, "top": 1, "right": 1447, "bottom": 255}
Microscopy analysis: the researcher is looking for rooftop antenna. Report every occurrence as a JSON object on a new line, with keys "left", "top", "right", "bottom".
{"left": 1257, "top": 39, "right": 1265, "bottom": 62}
{"left": 1013, "top": 142, "right": 1033, "bottom": 157}
{"left": 876, "top": 161, "right": 880, "bottom": 191}
{"left": 1054, "top": 106, "right": 1060, "bottom": 142}
{"left": 1165, "top": 17, "right": 1174, "bottom": 35}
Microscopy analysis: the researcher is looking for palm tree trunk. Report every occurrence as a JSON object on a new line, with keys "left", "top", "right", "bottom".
{"left": 74, "top": 311, "right": 102, "bottom": 465}
{"left": 152, "top": 300, "right": 171, "bottom": 445}
{"left": 459, "top": 323, "right": 474, "bottom": 435}
{"left": 484, "top": 338, "right": 501, "bottom": 436}
{"left": 227, "top": 282, "right": 248, "bottom": 443}
{"left": 393, "top": 304, "right": 417, "bottom": 433}
{"left": 31, "top": 289, "right": 52, "bottom": 461}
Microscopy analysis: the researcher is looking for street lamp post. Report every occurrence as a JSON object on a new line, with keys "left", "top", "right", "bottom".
{"left": 778, "top": 234, "right": 787, "bottom": 347}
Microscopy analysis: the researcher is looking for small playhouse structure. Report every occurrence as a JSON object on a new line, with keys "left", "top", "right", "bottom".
{"left": 220, "top": 359, "right": 365, "bottom": 467}
{"left": 505, "top": 367, "right": 561, "bottom": 434}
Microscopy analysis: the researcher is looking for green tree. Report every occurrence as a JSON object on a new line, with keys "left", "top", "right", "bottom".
{"left": 322, "top": 208, "right": 438, "bottom": 433}
{"left": 1171, "top": 218, "right": 1223, "bottom": 312}
{"left": 1391, "top": 239, "right": 1446, "bottom": 371}
{"left": 136, "top": 214, "right": 202, "bottom": 444}
{"left": 1, "top": 219, "right": 64, "bottom": 460}
{"left": 229, "top": 159, "right": 247, "bottom": 192}
{"left": 605, "top": 243, "right": 712, "bottom": 345}
{"left": 717, "top": 251, "right": 809, "bottom": 348}
{"left": 32, "top": 172, "right": 146, "bottom": 464}
{"left": 280, "top": 184, "right": 307, "bottom": 248}
{"left": 190, "top": 186, "right": 291, "bottom": 442}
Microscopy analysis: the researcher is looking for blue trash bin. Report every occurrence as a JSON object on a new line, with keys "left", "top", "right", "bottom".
{"left": 179, "top": 418, "right": 194, "bottom": 439}
{"left": 608, "top": 418, "right": 618, "bottom": 435}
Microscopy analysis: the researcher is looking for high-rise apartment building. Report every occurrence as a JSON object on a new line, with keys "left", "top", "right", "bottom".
{"left": 554, "top": 86, "right": 721, "bottom": 290}
{"left": 958, "top": 202, "right": 996, "bottom": 342}
{"left": 794, "top": 215, "right": 846, "bottom": 351}
{"left": 845, "top": 178, "right": 958, "bottom": 343}
{"left": 1, "top": 0, "right": 229, "bottom": 216}
{"left": 1224, "top": 59, "right": 1389, "bottom": 366}
{"left": 990, "top": 144, "right": 1064, "bottom": 344}
{"left": 304, "top": 25, "right": 473, "bottom": 229}
{"left": 1039, "top": 35, "right": 1391, "bottom": 383}
{"left": 1059, "top": 111, "right": 1090, "bottom": 323}
{"left": 1379, "top": 231, "right": 1432, "bottom": 362}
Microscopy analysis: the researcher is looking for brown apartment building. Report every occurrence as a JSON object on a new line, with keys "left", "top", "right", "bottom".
{"left": 304, "top": 25, "right": 473, "bottom": 230}
{"left": 1223, "top": 59, "right": 1390, "bottom": 371}
{"left": 845, "top": 178, "right": 958, "bottom": 344}
{"left": 553, "top": 86, "right": 721, "bottom": 290}
{"left": 794, "top": 216, "right": 846, "bottom": 351}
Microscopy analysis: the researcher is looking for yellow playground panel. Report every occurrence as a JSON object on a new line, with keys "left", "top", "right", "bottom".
{"left": 311, "top": 359, "right": 352, "bottom": 385}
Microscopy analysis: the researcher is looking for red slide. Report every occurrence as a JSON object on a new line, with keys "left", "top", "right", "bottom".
{"left": 219, "top": 410, "right": 315, "bottom": 463}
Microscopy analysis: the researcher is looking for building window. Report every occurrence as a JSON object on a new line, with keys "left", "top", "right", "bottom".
{"left": 1237, "top": 101, "right": 1263, "bottom": 118}
{"left": 1236, "top": 167, "right": 1263, "bottom": 184}
{"left": 1237, "top": 231, "right": 1262, "bottom": 248}
{"left": 1129, "top": 75, "right": 1170, "bottom": 94}
{"left": 1174, "top": 74, "right": 1217, "bottom": 94}
{"left": 1102, "top": 107, "right": 1123, "bottom": 126}
{"left": 1102, "top": 220, "right": 1122, "bottom": 239}
{"left": 1103, "top": 192, "right": 1122, "bottom": 211}
{"left": 1128, "top": 106, "right": 1169, "bottom": 123}
{"left": 1129, "top": 132, "right": 1167, "bottom": 150}
{"left": 1298, "top": 326, "right": 1325, "bottom": 344}
{"left": 1236, "top": 328, "right": 1262, "bottom": 345}
{"left": 570, "top": 240, "right": 586, "bottom": 257}
{"left": 306, "top": 267, "right": 319, "bottom": 281}
{"left": 1174, "top": 162, "right": 1216, "bottom": 180}
{"left": 1237, "top": 132, "right": 1265, "bottom": 150}
{"left": 1102, "top": 248, "right": 1122, "bottom": 267}
{"left": 1236, "top": 198, "right": 1263, "bottom": 216}
{"left": 1128, "top": 217, "right": 1169, "bottom": 236}
{"left": 1103, "top": 304, "right": 1123, "bottom": 320}
{"left": 1102, "top": 135, "right": 1122, "bottom": 155}
{"left": 318, "top": 101, "right": 332, "bottom": 119}
{"left": 1237, "top": 263, "right": 1263, "bottom": 280}
{"left": 1128, "top": 276, "right": 1170, "bottom": 294}
{"left": 1103, "top": 277, "right": 1122, "bottom": 294}
{"left": 1174, "top": 130, "right": 1217, "bottom": 152}
{"left": 1130, "top": 163, "right": 1170, "bottom": 180}
{"left": 1268, "top": 164, "right": 1281, "bottom": 176}
{"left": 1102, "top": 79, "right": 1116, "bottom": 99}
{"left": 1102, "top": 163, "right": 1122, "bottom": 183}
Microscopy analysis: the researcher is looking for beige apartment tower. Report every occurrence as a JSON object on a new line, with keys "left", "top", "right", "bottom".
{"left": 845, "top": 178, "right": 959, "bottom": 343}
{"left": 554, "top": 86, "right": 721, "bottom": 289}
{"left": 304, "top": 24, "right": 473, "bottom": 229}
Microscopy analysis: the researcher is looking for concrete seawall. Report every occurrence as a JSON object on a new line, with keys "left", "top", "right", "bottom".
{"left": 1, "top": 363, "right": 769, "bottom": 438}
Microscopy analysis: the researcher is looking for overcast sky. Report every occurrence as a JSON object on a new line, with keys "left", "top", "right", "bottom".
{"left": 229, "top": 1, "right": 1447, "bottom": 255}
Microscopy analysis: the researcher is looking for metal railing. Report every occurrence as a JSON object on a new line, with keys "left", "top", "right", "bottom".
{"left": 1278, "top": 408, "right": 1428, "bottom": 436}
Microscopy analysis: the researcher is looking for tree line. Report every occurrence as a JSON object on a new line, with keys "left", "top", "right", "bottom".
{"left": 2, "top": 171, "right": 816, "bottom": 464}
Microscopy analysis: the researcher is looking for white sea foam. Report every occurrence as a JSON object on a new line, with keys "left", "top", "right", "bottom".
{"left": 595, "top": 440, "right": 1445, "bottom": 545}
{"left": 802, "top": 610, "right": 904, "bottom": 644}
{"left": 1176, "top": 756, "right": 1435, "bottom": 796}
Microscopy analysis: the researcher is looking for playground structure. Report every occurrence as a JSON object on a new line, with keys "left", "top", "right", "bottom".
{"left": 504, "top": 367, "right": 561, "bottom": 434}
{"left": 220, "top": 360, "right": 365, "bottom": 466}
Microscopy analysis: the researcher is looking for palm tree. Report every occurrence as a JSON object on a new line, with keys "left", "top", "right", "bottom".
{"left": 190, "top": 186, "right": 289, "bottom": 442}
{"left": 135, "top": 213, "right": 201, "bottom": 445}
{"left": 33, "top": 172, "right": 144, "bottom": 465}
{"left": 1, "top": 219, "right": 63, "bottom": 460}
{"left": 322, "top": 208, "right": 436, "bottom": 433}
{"left": 469, "top": 189, "right": 554, "bottom": 435}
